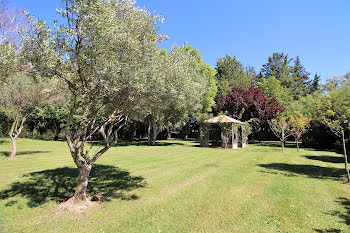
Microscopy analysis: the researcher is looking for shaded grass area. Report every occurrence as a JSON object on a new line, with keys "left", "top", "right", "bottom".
{"left": 305, "top": 155, "right": 345, "bottom": 164}
{"left": 314, "top": 197, "right": 350, "bottom": 232}
{"left": 0, "top": 164, "right": 145, "bottom": 207}
{"left": 253, "top": 141, "right": 337, "bottom": 152}
{"left": 258, "top": 163, "right": 345, "bottom": 180}
{"left": 0, "top": 138, "right": 349, "bottom": 232}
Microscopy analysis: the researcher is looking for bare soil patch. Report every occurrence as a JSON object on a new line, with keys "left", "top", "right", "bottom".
{"left": 55, "top": 197, "right": 99, "bottom": 215}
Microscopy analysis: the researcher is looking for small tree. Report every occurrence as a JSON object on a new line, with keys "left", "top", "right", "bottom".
{"left": 0, "top": 2, "right": 46, "bottom": 159}
{"left": 268, "top": 113, "right": 294, "bottom": 153}
{"left": 289, "top": 111, "right": 310, "bottom": 151}
{"left": 319, "top": 84, "right": 350, "bottom": 182}
{"left": 0, "top": 74, "right": 50, "bottom": 159}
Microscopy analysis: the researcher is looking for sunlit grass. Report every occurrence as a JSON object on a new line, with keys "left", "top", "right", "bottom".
{"left": 0, "top": 138, "right": 349, "bottom": 232}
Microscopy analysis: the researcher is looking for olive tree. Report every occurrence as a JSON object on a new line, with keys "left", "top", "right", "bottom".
{"left": 0, "top": 74, "right": 50, "bottom": 159}
{"left": 23, "top": 0, "right": 164, "bottom": 203}
{"left": 145, "top": 46, "right": 214, "bottom": 145}
{"left": 0, "top": 1, "right": 45, "bottom": 160}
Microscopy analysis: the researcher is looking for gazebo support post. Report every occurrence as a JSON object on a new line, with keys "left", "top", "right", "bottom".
{"left": 242, "top": 126, "right": 246, "bottom": 148}
{"left": 231, "top": 125, "right": 234, "bottom": 149}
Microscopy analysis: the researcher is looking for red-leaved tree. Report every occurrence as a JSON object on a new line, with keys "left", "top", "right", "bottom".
{"left": 213, "top": 86, "right": 284, "bottom": 124}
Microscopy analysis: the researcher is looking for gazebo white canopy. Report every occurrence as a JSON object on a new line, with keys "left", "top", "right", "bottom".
{"left": 203, "top": 116, "right": 245, "bottom": 124}
{"left": 200, "top": 115, "right": 249, "bottom": 149}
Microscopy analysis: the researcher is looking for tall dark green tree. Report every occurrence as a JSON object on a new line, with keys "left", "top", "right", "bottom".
{"left": 309, "top": 73, "right": 320, "bottom": 93}
{"left": 215, "top": 54, "right": 251, "bottom": 94}
{"left": 261, "top": 52, "right": 292, "bottom": 87}
{"left": 246, "top": 65, "right": 257, "bottom": 84}
{"left": 261, "top": 53, "right": 311, "bottom": 100}
{"left": 291, "top": 56, "right": 310, "bottom": 98}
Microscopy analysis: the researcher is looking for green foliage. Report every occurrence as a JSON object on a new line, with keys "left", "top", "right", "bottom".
{"left": 0, "top": 74, "right": 50, "bottom": 120}
{"left": 269, "top": 113, "right": 293, "bottom": 137}
{"left": 26, "top": 105, "right": 75, "bottom": 140}
{"left": 322, "top": 74, "right": 350, "bottom": 93}
{"left": 216, "top": 54, "right": 252, "bottom": 94}
{"left": 257, "top": 76, "right": 292, "bottom": 107}
{"left": 242, "top": 122, "right": 252, "bottom": 144}
{"left": 290, "top": 56, "right": 310, "bottom": 98}
{"left": 289, "top": 111, "right": 311, "bottom": 138}
{"left": 309, "top": 73, "right": 321, "bottom": 93}
{"left": 0, "top": 43, "right": 17, "bottom": 78}
{"left": 0, "top": 111, "right": 10, "bottom": 136}
{"left": 143, "top": 45, "right": 215, "bottom": 143}
{"left": 261, "top": 52, "right": 293, "bottom": 86}
{"left": 200, "top": 63, "right": 217, "bottom": 113}
{"left": 287, "top": 92, "right": 323, "bottom": 120}
{"left": 319, "top": 84, "right": 350, "bottom": 135}
{"left": 260, "top": 53, "right": 311, "bottom": 100}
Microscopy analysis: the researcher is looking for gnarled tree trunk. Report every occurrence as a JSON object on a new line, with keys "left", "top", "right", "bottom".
{"left": 73, "top": 164, "right": 92, "bottom": 202}
{"left": 147, "top": 115, "right": 153, "bottom": 146}
{"left": 65, "top": 101, "right": 127, "bottom": 204}
{"left": 9, "top": 138, "right": 17, "bottom": 159}
{"left": 152, "top": 125, "right": 158, "bottom": 146}
{"left": 8, "top": 115, "right": 25, "bottom": 160}
{"left": 147, "top": 114, "right": 158, "bottom": 146}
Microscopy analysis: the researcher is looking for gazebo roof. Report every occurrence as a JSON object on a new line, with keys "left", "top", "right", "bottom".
{"left": 203, "top": 116, "right": 245, "bottom": 124}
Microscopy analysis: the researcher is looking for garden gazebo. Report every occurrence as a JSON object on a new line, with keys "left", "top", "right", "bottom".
{"left": 200, "top": 116, "right": 250, "bottom": 149}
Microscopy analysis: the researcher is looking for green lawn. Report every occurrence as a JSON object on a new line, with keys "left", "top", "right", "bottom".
{"left": 0, "top": 138, "right": 349, "bottom": 232}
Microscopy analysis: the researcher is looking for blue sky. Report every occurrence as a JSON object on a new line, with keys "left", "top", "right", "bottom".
{"left": 11, "top": 0, "right": 350, "bottom": 82}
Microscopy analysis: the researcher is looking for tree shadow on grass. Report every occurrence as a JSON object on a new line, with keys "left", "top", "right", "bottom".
{"left": 304, "top": 155, "right": 344, "bottom": 164}
{"left": 0, "top": 164, "right": 146, "bottom": 208}
{"left": 330, "top": 197, "right": 350, "bottom": 226}
{"left": 329, "top": 197, "right": 350, "bottom": 226}
{"left": 253, "top": 141, "right": 337, "bottom": 153}
{"left": 314, "top": 197, "right": 350, "bottom": 232}
{"left": 258, "top": 163, "right": 346, "bottom": 181}
{"left": 0, "top": 151, "right": 52, "bottom": 157}
{"left": 314, "top": 229, "right": 341, "bottom": 233}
